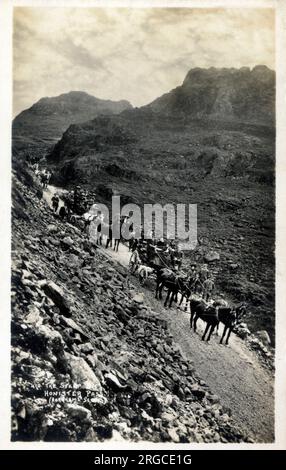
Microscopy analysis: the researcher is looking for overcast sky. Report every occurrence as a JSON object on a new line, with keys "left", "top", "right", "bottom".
{"left": 13, "top": 7, "right": 275, "bottom": 117}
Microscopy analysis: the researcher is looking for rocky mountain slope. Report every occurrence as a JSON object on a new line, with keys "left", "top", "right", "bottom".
{"left": 12, "top": 91, "right": 132, "bottom": 156}
{"left": 146, "top": 66, "right": 275, "bottom": 125}
{"left": 11, "top": 163, "right": 253, "bottom": 443}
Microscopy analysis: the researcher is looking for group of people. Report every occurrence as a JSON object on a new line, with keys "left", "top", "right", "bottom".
{"left": 185, "top": 263, "right": 216, "bottom": 302}
{"left": 32, "top": 162, "right": 221, "bottom": 307}
{"left": 51, "top": 186, "right": 84, "bottom": 222}
{"left": 129, "top": 234, "right": 218, "bottom": 304}
{"left": 129, "top": 233, "right": 184, "bottom": 271}
{"left": 37, "top": 167, "right": 52, "bottom": 189}
{"left": 31, "top": 165, "right": 218, "bottom": 305}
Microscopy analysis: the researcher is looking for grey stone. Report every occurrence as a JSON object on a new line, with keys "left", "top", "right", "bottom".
{"left": 65, "top": 404, "right": 92, "bottom": 421}
{"left": 64, "top": 352, "right": 103, "bottom": 393}
{"left": 42, "top": 281, "right": 71, "bottom": 316}
{"left": 256, "top": 330, "right": 271, "bottom": 345}
{"left": 167, "top": 428, "right": 180, "bottom": 443}
{"left": 204, "top": 251, "right": 220, "bottom": 262}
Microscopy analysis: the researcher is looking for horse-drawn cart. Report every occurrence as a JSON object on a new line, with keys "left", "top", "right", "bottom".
{"left": 128, "top": 242, "right": 181, "bottom": 285}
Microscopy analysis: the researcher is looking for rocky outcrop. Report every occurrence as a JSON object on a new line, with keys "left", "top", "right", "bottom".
{"left": 12, "top": 91, "right": 132, "bottom": 155}
{"left": 11, "top": 166, "right": 251, "bottom": 443}
{"left": 147, "top": 66, "right": 275, "bottom": 126}
{"left": 47, "top": 115, "right": 136, "bottom": 165}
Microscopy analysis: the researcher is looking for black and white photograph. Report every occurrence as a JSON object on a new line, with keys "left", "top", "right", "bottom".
{"left": 1, "top": 0, "right": 286, "bottom": 452}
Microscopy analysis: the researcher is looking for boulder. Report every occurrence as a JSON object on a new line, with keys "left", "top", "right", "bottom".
{"left": 24, "top": 305, "right": 42, "bottom": 326}
{"left": 161, "top": 411, "right": 177, "bottom": 423}
{"left": 204, "top": 251, "right": 220, "bottom": 263}
{"left": 64, "top": 352, "right": 103, "bottom": 393}
{"left": 167, "top": 428, "right": 180, "bottom": 443}
{"left": 236, "top": 327, "right": 251, "bottom": 339}
{"left": 79, "top": 342, "right": 94, "bottom": 354}
{"left": 60, "top": 316, "right": 89, "bottom": 340}
{"left": 48, "top": 237, "right": 60, "bottom": 246}
{"left": 132, "top": 293, "right": 144, "bottom": 304}
{"left": 36, "top": 324, "right": 64, "bottom": 354}
{"left": 65, "top": 404, "right": 92, "bottom": 421}
{"left": 42, "top": 281, "right": 71, "bottom": 316}
{"left": 190, "top": 384, "right": 206, "bottom": 400}
{"left": 255, "top": 330, "right": 271, "bottom": 345}
{"left": 207, "top": 393, "right": 220, "bottom": 404}
{"left": 229, "top": 263, "right": 239, "bottom": 270}
{"left": 66, "top": 254, "right": 83, "bottom": 269}
{"left": 61, "top": 236, "right": 74, "bottom": 249}
{"left": 47, "top": 224, "right": 58, "bottom": 234}
{"left": 105, "top": 372, "right": 127, "bottom": 391}
{"left": 113, "top": 305, "right": 130, "bottom": 324}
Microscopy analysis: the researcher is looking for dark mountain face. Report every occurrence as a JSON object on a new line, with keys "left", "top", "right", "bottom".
{"left": 46, "top": 66, "right": 275, "bottom": 191}
{"left": 12, "top": 91, "right": 133, "bottom": 156}
{"left": 146, "top": 66, "right": 275, "bottom": 126}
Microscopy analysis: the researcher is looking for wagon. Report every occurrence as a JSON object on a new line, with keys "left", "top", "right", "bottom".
{"left": 128, "top": 243, "right": 177, "bottom": 276}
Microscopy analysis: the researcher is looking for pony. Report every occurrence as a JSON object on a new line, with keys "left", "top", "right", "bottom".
{"left": 155, "top": 268, "right": 187, "bottom": 308}
{"left": 189, "top": 299, "right": 218, "bottom": 342}
{"left": 190, "top": 299, "right": 247, "bottom": 344}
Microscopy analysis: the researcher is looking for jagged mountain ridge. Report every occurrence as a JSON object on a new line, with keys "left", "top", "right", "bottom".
{"left": 146, "top": 65, "right": 275, "bottom": 125}
{"left": 46, "top": 65, "right": 275, "bottom": 169}
{"left": 13, "top": 65, "right": 275, "bottom": 158}
{"left": 12, "top": 91, "right": 133, "bottom": 154}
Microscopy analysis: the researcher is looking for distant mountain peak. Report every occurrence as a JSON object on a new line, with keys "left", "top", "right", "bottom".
{"left": 13, "top": 91, "right": 133, "bottom": 154}
{"left": 148, "top": 65, "right": 275, "bottom": 125}
{"left": 182, "top": 65, "right": 274, "bottom": 84}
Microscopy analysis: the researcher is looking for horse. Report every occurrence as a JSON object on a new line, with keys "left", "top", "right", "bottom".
{"left": 178, "top": 275, "right": 202, "bottom": 312}
{"left": 190, "top": 299, "right": 247, "bottom": 344}
{"left": 216, "top": 304, "right": 247, "bottom": 345}
{"left": 189, "top": 299, "right": 218, "bottom": 342}
{"left": 155, "top": 268, "right": 187, "bottom": 308}
{"left": 178, "top": 283, "right": 192, "bottom": 311}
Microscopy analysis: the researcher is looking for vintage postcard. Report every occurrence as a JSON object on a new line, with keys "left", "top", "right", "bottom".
{"left": 0, "top": 0, "right": 285, "bottom": 451}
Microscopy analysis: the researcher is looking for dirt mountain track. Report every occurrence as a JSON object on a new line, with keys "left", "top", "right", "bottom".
{"left": 104, "top": 240, "right": 274, "bottom": 443}
{"left": 44, "top": 185, "right": 274, "bottom": 443}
